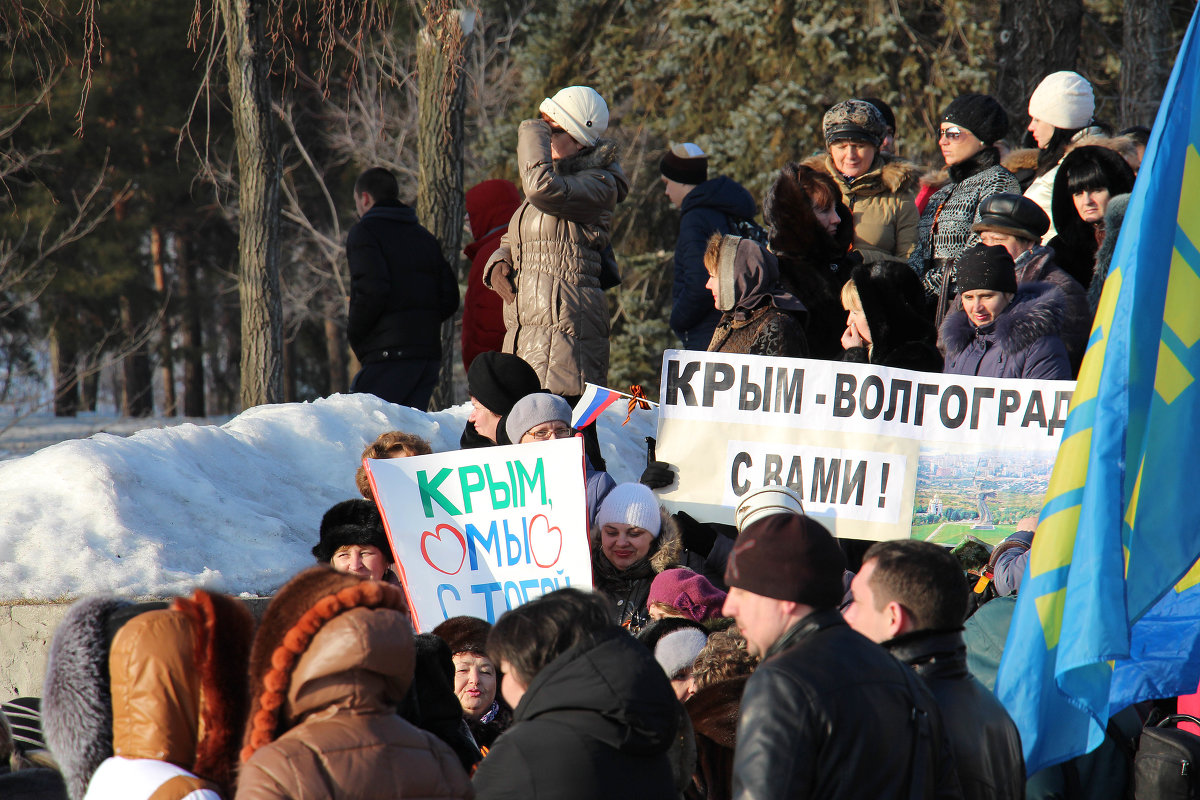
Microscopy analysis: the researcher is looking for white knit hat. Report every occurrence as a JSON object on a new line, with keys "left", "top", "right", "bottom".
{"left": 596, "top": 482, "right": 661, "bottom": 537}
{"left": 539, "top": 86, "right": 609, "bottom": 147}
{"left": 734, "top": 486, "right": 805, "bottom": 533}
{"left": 1027, "top": 71, "right": 1095, "bottom": 130}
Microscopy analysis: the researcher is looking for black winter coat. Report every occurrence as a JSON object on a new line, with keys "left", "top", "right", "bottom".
{"left": 472, "top": 628, "right": 679, "bottom": 800}
{"left": 346, "top": 202, "right": 460, "bottom": 362}
{"left": 732, "top": 610, "right": 963, "bottom": 800}
{"left": 886, "top": 629, "right": 1024, "bottom": 800}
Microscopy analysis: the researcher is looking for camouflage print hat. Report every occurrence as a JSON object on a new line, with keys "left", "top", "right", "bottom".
{"left": 823, "top": 100, "right": 886, "bottom": 148}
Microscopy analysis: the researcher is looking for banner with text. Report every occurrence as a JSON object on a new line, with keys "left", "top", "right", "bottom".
{"left": 365, "top": 437, "right": 591, "bottom": 630}
{"left": 655, "top": 350, "right": 1075, "bottom": 544}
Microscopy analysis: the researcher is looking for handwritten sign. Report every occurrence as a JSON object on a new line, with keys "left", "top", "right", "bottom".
{"left": 364, "top": 437, "right": 592, "bottom": 630}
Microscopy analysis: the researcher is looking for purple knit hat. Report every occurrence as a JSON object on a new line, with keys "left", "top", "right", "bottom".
{"left": 648, "top": 568, "right": 728, "bottom": 622}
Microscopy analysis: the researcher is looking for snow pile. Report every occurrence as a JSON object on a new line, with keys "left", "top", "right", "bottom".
{"left": 0, "top": 393, "right": 655, "bottom": 601}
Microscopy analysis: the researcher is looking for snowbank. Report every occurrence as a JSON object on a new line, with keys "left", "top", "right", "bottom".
{"left": 0, "top": 393, "right": 655, "bottom": 601}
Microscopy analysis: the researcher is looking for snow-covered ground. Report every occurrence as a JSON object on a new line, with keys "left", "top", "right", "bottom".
{"left": 0, "top": 394, "right": 655, "bottom": 601}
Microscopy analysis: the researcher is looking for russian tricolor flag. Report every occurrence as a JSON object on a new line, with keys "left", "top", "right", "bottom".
{"left": 571, "top": 383, "right": 623, "bottom": 428}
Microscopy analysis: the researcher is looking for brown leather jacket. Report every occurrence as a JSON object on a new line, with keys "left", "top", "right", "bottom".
{"left": 484, "top": 119, "right": 629, "bottom": 396}
{"left": 235, "top": 607, "right": 473, "bottom": 800}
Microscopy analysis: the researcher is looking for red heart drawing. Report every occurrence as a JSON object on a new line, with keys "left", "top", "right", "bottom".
{"left": 421, "top": 524, "right": 467, "bottom": 575}
{"left": 527, "top": 514, "right": 563, "bottom": 569}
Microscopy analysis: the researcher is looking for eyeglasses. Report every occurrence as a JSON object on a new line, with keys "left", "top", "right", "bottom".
{"left": 526, "top": 423, "right": 574, "bottom": 441}
{"left": 938, "top": 126, "right": 966, "bottom": 142}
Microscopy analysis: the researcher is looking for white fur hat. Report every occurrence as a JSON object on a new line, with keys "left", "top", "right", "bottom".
{"left": 540, "top": 86, "right": 609, "bottom": 147}
{"left": 1028, "top": 71, "right": 1095, "bottom": 131}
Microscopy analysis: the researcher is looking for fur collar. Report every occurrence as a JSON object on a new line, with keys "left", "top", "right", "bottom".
{"left": 801, "top": 154, "right": 921, "bottom": 196}
{"left": 1003, "top": 147, "right": 1040, "bottom": 172}
{"left": 556, "top": 138, "right": 619, "bottom": 175}
{"left": 941, "top": 282, "right": 1067, "bottom": 359}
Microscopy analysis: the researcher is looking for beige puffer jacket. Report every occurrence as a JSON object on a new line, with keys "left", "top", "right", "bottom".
{"left": 484, "top": 119, "right": 629, "bottom": 397}
{"left": 235, "top": 607, "right": 472, "bottom": 800}
{"left": 805, "top": 153, "right": 921, "bottom": 264}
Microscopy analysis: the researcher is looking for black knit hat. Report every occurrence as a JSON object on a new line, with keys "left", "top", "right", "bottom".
{"left": 659, "top": 143, "right": 709, "bottom": 185}
{"left": 466, "top": 352, "right": 541, "bottom": 416}
{"left": 954, "top": 244, "right": 1018, "bottom": 294}
{"left": 941, "top": 93, "right": 1008, "bottom": 145}
{"left": 972, "top": 193, "right": 1050, "bottom": 241}
{"left": 724, "top": 514, "right": 846, "bottom": 609}
{"left": 432, "top": 615, "right": 492, "bottom": 657}
{"left": 312, "top": 499, "right": 393, "bottom": 563}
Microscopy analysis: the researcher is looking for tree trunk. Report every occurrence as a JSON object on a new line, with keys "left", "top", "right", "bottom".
{"left": 1120, "top": 0, "right": 1173, "bottom": 130}
{"left": 992, "top": 0, "right": 1084, "bottom": 142}
{"left": 325, "top": 316, "right": 348, "bottom": 394}
{"left": 49, "top": 322, "right": 79, "bottom": 417}
{"left": 151, "top": 226, "right": 177, "bottom": 416}
{"left": 417, "top": 2, "right": 471, "bottom": 411}
{"left": 219, "top": 0, "right": 283, "bottom": 411}
{"left": 282, "top": 334, "right": 296, "bottom": 402}
{"left": 176, "top": 231, "right": 207, "bottom": 417}
{"left": 119, "top": 295, "right": 154, "bottom": 417}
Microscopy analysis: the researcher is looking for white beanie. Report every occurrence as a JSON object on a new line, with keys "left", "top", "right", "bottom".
{"left": 654, "top": 627, "right": 709, "bottom": 679}
{"left": 734, "top": 486, "right": 805, "bottom": 533}
{"left": 539, "top": 86, "right": 609, "bottom": 147}
{"left": 1028, "top": 71, "right": 1095, "bottom": 131}
{"left": 596, "top": 482, "right": 661, "bottom": 537}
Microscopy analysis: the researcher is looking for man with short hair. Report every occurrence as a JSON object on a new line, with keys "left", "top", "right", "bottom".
{"left": 723, "top": 513, "right": 961, "bottom": 800}
{"left": 660, "top": 143, "right": 757, "bottom": 350}
{"left": 845, "top": 539, "right": 1024, "bottom": 800}
{"left": 347, "top": 167, "right": 460, "bottom": 410}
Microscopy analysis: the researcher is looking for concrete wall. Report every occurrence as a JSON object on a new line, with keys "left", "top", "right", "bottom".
{"left": 1, "top": 598, "right": 271, "bottom": 703}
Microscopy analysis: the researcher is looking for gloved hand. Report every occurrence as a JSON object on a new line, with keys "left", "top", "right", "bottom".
{"left": 490, "top": 261, "right": 516, "bottom": 303}
{"left": 639, "top": 436, "right": 676, "bottom": 489}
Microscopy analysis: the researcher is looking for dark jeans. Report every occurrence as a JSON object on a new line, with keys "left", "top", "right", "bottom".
{"left": 351, "top": 358, "right": 440, "bottom": 411}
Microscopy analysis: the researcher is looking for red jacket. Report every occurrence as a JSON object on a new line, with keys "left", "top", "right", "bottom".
{"left": 462, "top": 180, "right": 521, "bottom": 371}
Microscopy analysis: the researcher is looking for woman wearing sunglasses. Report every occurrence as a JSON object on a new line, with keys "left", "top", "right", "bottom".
{"left": 909, "top": 93, "right": 1021, "bottom": 325}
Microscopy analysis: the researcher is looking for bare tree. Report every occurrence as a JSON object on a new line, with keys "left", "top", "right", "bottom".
{"left": 990, "top": 0, "right": 1084, "bottom": 141}
{"left": 1120, "top": 0, "right": 1175, "bottom": 129}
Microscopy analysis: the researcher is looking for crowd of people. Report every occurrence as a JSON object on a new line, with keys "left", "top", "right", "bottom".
{"left": 0, "top": 73, "right": 1165, "bottom": 800}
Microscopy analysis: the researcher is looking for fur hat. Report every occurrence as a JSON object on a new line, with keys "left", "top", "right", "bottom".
{"left": 734, "top": 486, "right": 804, "bottom": 533}
{"left": 313, "top": 499, "right": 392, "bottom": 564}
{"left": 540, "top": 86, "right": 609, "bottom": 146}
{"left": 660, "top": 143, "right": 708, "bottom": 185}
{"left": 504, "top": 393, "right": 572, "bottom": 443}
{"left": 648, "top": 568, "right": 727, "bottom": 621}
{"left": 724, "top": 514, "right": 846, "bottom": 608}
{"left": 466, "top": 352, "right": 541, "bottom": 416}
{"left": 941, "top": 93, "right": 1008, "bottom": 146}
{"left": 654, "top": 628, "right": 709, "bottom": 679}
{"left": 954, "top": 244, "right": 1018, "bottom": 294}
{"left": 823, "top": 100, "right": 886, "bottom": 147}
{"left": 596, "top": 482, "right": 662, "bottom": 537}
{"left": 972, "top": 193, "right": 1050, "bottom": 241}
{"left": 432, "top": 615, "right": 492, "bottom": 657}
{"left": 1028, "top": 71, "right": 1095, "bottom": 130}
{"left": 242, "top": 567, "right": 409, "bottom": 762}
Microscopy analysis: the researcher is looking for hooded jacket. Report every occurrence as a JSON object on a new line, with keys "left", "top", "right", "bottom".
{"left": 236, "top": 569, "right": 472, "bottom": 800}
{"left": 1046, "top": 145, "right": 1136, "bottom": 290}
{"left": 1013, "top": 244, "right": 1091, "bottom": 375}
{"left": 707, "top": 237, "right": 808, "bottom": 358}
{"left": 804, "top": 153, "right": 921, "bottom": 264}
{"left": 885, "top": 629, "right": 1024, "bottom": 800}
{"left": 347, "top": 202, "right": 460, "bottom": 363}
{"left": 471, "top": 627, "right": 679, "bottom": 800}
{"left": 484, "top": 120, "right": 630, "bottom": 396}
{"left": 463, "top": 181, "right": 522, "bottom": 371}
{"left": 670, "top": 176, "right": 758, "bottom": 347}
{"left": 840, "top": 262, "right": 942, "bottom": 372}
{"left": 941, "top": 282, "right": 1072, "bottom": 380}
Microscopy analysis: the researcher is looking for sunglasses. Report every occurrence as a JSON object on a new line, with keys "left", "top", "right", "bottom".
{"left": 938, "top": 126, "right": 967, "bottom": 142}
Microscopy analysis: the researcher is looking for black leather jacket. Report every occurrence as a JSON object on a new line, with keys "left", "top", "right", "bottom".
{"left": 733, "top": 609, "right": 963, "bottom": 800}
{"left": 886, "top": 629, "right": 1025, "bottom": 800}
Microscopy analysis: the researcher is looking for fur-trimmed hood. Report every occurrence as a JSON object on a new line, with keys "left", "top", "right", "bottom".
{"left": 554, "top": 138, "right": 630, "bottom": 201}
{"left": 1002, "top": 147, "right": 1040, "bottom": 173}
{"left": 941, "top": 282, "right": 1067, "bottom": 359}
{"left": 590, "top": 506, "right": 683, "bottom": 574}
{"left": 846, "top": 262, "right": 941, "bottom": 370}
{"left": 803, "top": 153, "right": 921, "bottom": 197}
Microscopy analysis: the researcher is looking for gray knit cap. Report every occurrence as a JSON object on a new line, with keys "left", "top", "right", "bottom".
{"left": 824, "top": 100, "right": 886, "bottom": 148}
{"left": 505, "top": 393, "right": 572, "bottom": 443}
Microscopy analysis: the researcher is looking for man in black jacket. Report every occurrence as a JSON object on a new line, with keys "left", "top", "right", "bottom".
{"left": 845, "top": 539, "right": 1024, "bottom": 800}
{"left": 723, "top": 513, "right": 962, "bottom": 800}
{"left": 347, "top": 168, "right": 459, "bottom": 410}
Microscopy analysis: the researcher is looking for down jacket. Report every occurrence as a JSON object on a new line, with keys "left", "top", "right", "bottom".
{"left": 941, "top": 282, "right": 1072, "bottom": 380}
{"left": 1013, "top": 244, "right": 1091, "bottom": 375}
{"left": 484, "top": 120, "right": 630, "bottom": 396}
{"left": 805, "top": 153, "right": 921, "bottom": 264}
{"left": 472, "top": 627, "right": 679, "bottom": 800}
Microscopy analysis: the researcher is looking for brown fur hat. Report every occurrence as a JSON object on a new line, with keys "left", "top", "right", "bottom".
{"left": 431, "top": 616, "right": 492, "bottom": 657}
{"left": 241, "top": 567, "right": 408, "bottom": 762}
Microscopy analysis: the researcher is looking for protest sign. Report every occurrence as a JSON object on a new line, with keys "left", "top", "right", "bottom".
{"left": 654, "top": 350, "right": 1075, "bottom": 544}
{"left": 364, "top": 437, "right": 591, "bottom": 630}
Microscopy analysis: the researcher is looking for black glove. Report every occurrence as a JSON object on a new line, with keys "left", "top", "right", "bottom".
{"left": 639, "top": 436, "right": 676, "bottom": 489}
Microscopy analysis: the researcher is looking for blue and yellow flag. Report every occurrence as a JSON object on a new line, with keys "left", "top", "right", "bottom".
{"left": 995, "top": 4, "right": 1200, "bottom": 775}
